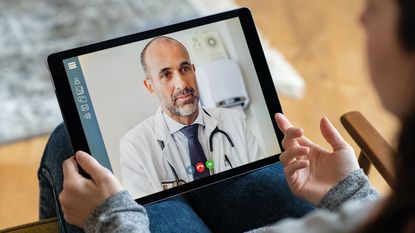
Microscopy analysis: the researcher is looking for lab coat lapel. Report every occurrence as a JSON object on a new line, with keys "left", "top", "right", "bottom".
{"left": 202, "top": 109, "right": 221, "bottom": 173}
{"left": 202, "top": 109, "right": 218, "bottom": 137}
{"left": 154, "top": 107, "right": 168, "bottom": 143}
{"left": 203, "top": 108, "right": 234, "bottom": 173}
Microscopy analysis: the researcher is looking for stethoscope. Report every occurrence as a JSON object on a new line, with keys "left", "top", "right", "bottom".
{"left": 159, "top": 109, "right": 234, "bottom": 190}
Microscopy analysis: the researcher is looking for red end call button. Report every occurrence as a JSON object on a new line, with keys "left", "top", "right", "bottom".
{"left": 196, "top": 162, "right": 205, "bottom": 173}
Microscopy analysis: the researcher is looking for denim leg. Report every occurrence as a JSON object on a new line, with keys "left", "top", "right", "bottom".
{"left": 145, "top": 196, "right": 212, "bottom": 233}
{"left": 38, "top": 123, "right": 84, "bottom": 233}
{"left": 185, "top": 162, "right": 315, "bottom": 233}
{"left": 38, "top": 123, "right": 211, "bottom": 233}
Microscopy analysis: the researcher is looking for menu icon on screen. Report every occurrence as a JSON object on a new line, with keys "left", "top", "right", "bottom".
{"left": 75, "top": 86, "right": 84, "bottom": 95}
{"left": 74, "top": 78, "right": 81, "bottom": 85}
{"left": 68, "top": 62, "right": 77, "bottom": 70}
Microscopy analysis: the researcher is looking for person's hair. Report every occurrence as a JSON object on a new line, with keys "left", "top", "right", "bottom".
{"left": 140, "top": 36, "right": 188, "bottom": 80}
{"left": 358, "top": 0, "right": 415, "bottom": 232}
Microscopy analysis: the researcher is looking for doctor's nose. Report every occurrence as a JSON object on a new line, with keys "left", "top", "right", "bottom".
{"left": 171, "top": 71, "right": 189, "bottom": 89}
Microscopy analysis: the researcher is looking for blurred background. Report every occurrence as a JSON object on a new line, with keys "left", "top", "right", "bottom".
{"left": 0, "top": 0, "right": 398, "bottom": 229}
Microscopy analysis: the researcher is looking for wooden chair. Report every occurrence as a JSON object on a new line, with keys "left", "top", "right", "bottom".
{"left": 1, "top": 111, "right": 396, "bottom": 232}
{"left": 340, "top": 111, "right": 396, "bottom": 188}
{"left": 0, "top": 218, "right": 58, "bottom": 233}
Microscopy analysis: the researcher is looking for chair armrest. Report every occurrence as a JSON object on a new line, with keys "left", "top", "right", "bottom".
{"left": 340, "top": 111, "right": 396, "bottom": 188}
{"left": 0, "top": 218, "right": 58, "bottom": 233}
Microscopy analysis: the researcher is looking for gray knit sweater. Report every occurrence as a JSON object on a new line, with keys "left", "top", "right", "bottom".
{"left": 84, "top": 169, "right": 378, "bottom": 233}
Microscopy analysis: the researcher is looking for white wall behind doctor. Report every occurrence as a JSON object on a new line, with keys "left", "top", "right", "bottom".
{"left": 79, "top": 18, "right": 280, "bottom": 183}
{"left": 80, "top": 41, "right": 158, "bottom": 182}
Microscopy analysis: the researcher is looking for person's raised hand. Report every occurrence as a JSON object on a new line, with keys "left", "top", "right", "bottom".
{"left": 59, "top": 151, "right": 123, "bottom": 228}
{"left": 275, "top": 113, "right": 359, "bottom": 205}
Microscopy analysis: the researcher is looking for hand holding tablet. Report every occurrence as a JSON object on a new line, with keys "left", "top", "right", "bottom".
{"left": 60, "top": 151, "right": 123, "bottom": 228}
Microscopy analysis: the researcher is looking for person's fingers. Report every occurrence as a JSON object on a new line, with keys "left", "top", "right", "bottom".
{"left": 320, "top": 117, "right": 348, "bottom": 151}
{"left": 281, "top": 127, "right": 303, "bottom": 149}
{"left": 279, "top": 146, "right": 310, "bottom": 166}
{"left": 75, "top": 151, "right": 109, "bottom": 182}
{"left": 299, "top": 137, "right": 320, "bottom": 150}
{"left": 284, "top": 160, "right": 309, "bottom": 180}
{"left": 62, "top": 156, "right": 79, "bottom": 181}
{"left": 275, "top": 113, "right": 294, "bottom": 134}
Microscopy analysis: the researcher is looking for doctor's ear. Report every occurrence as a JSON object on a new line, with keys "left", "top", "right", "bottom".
{"left": 143, "top": 78, "right": 157, "bottom": 96}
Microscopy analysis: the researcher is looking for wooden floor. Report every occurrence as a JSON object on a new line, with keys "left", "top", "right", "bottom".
{"left": 0, "top": 135, "right": 50, "bottom": 229}
{"left": 0, "top": 0, "right": 398, "bottom": 230}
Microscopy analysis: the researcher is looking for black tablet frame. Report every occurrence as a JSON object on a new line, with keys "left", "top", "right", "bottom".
{"left": 47, "top": 8, "right": 284, "bottom": 205}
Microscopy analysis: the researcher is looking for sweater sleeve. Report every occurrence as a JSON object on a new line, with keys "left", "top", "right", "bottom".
{"left": 317, "top": 169, "right": 379, "bottom": 211}
{"left": 248, "top": 169, "right": 381, "bottom": 233}
{"left": 249, "top": 198, "right": 379, "bottom": 233}
{"left": 84, "top": 190, "right": 150, "bottom": 233}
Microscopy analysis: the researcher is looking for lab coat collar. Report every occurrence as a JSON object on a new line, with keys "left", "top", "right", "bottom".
{"left": 163, "top": 106, "right": 205, "bottom": 135}
{"left": 154, "top": 106, "right": 218, "bottom": 146}
{"left": 154, "top": 107, "right": 169, "bottom": 143}
{"left": 201, "top": 108, "right": 219, "bottom": 137}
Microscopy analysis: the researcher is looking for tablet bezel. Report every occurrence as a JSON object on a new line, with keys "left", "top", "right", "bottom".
{"left": 48, "top": 8, "right": 284, "bottom": 205}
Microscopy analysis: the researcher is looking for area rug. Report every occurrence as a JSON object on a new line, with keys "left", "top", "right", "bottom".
{"left": 0, "top": 0, "right": 304, "bottom": 144}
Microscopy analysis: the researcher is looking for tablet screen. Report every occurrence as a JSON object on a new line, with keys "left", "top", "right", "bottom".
{"left": 60, "top": 15, "right": 281, "bottom": 200}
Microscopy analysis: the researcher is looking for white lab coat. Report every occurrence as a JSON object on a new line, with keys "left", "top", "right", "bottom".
{"left": 119, "top": 107, "right": 261, "bottom": 198}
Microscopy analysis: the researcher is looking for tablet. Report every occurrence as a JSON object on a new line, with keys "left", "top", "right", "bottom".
{"left": 48, "top": 8, "right": 284, "bottom": 204}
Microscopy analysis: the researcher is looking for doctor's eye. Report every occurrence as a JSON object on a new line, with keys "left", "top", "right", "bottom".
{"left": 160, "top": 71, "right": 172, "bottom": 79}
{"left": 179, "top": 65, "right": 192, "bottom": 74}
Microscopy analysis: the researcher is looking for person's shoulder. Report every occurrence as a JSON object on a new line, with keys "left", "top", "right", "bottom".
{"left": 119, "top": 116, "right": 156, "bottom": 160}
{"left": 205, "top": 107, "right": 245, "bottom": 120}
{"left": 121, "top": 116, "right": 155, "bottom": 142}
{"left": 204, "top": 108, "right": 246, "bottom": 128}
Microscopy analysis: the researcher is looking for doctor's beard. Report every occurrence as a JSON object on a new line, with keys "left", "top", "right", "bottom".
{"left": 165, "top": 87, "right": 200, "bottom": 117}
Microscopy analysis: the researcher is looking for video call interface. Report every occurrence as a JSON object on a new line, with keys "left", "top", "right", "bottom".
{"left": 63, "top": 17, "right": 281, "bottom": 199}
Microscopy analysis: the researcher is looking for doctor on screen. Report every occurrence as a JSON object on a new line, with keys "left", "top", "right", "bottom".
{"left": 120, "top": 36, "right": 262, "bottom": 197}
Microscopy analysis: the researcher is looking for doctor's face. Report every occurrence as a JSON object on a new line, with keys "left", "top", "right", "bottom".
{"left": 143, "top": 38, "right": 200, "bottom": 118}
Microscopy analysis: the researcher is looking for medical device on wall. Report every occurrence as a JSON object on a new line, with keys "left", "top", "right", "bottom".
{"left": 187, "top": 30, "right": 229, "bottom": 64}
{"left": 196, "top": 59, "right": 250, "bottom": 109}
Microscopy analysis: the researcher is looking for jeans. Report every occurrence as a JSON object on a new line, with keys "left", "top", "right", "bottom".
{"left": 38, "top": 124, "right": 314, "bottom": 233}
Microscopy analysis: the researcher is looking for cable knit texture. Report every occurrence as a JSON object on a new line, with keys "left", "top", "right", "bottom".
{"left": 84, "top": 190, "right": 150, "bottom": 233}
{"left": 318, "top": 169, "right": 379, "bottom": 211}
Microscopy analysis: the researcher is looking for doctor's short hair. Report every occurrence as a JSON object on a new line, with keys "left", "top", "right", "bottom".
{"left": 140, "top": 36, "right": 190, "bottom": 80}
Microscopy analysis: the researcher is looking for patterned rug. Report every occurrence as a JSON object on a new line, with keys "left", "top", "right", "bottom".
{"left": 0, "top": 0, "right": 304, "bottom": 144}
